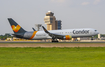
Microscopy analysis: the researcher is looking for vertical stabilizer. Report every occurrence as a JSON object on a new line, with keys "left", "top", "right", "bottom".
{"left": 8, "top": 18, "right": 26, "bottom": 33}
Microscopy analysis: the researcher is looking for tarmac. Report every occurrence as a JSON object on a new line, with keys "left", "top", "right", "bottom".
{"left": 0, "top": 41, "right": 105, "bottom": 47}
{"left": 1, "top": 40, "right": 105, "bottom": 43}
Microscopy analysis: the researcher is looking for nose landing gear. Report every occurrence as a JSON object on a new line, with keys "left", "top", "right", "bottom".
{"left": 91, "top": 36, "right": 94, "bottom": 40}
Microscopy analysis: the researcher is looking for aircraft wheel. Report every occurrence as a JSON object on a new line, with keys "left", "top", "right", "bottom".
{"left": 52, "top": 40, "right": 59, "bottom": 42}
{"left": 91, "top": 38, "right": 93, "bottom": 40}
{"left": 91, "top": 36, "right": 94, "bottom": 40}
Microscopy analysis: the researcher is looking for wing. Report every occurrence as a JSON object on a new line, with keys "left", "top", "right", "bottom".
{"left": 42, "top": 26, "right": 64, "bottom": 39}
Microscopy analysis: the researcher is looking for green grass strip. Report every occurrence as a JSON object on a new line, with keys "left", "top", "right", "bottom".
{"left": 0, "top": 47, "right": 105, "bottom": 67}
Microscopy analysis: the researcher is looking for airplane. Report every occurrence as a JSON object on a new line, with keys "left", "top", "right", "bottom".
{"left": 8, "top": 18, "right": 99, "bottom": 42}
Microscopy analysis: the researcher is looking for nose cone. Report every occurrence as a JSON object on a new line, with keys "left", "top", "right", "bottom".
{"left": 94, "top": 30, "right": 99, "bottom": 35}
{"left": 96, "top": 31, "right": 99, "bottom": 34}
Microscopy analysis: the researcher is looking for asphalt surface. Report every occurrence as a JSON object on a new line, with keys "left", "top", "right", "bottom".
{"left": 0, "top": 41, "right": 105, "bottom": 47}
{"left": 1, "top": 41, "right": 105, "bottom": 43}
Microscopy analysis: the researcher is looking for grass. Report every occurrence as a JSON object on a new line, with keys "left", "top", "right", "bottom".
{"left": 0, "top": 47, "right": 105, "bottom": 67}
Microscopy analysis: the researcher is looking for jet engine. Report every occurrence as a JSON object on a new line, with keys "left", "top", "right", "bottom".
{"left": 63, "top": 35, "right": 72, "bottom": 40}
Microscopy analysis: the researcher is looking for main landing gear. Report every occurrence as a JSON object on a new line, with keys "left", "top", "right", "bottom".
{"left": 52, "top": 40, "right": 58, "bottom": 42}
{"left": 52, "top": 38, "right": 59, "bottom": 42}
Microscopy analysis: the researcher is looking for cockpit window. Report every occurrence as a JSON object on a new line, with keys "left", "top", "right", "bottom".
{"left": 95, "top": 30, "right": 97, "bottom": 31}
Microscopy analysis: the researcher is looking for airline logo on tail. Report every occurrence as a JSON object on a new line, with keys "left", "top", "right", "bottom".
{"left": 11, "top": 25, "right": 21, "bottom": 32}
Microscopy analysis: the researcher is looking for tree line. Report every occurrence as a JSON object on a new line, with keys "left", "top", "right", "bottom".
{"left": 0, "top": 34, "right": 12, "bottom": 40}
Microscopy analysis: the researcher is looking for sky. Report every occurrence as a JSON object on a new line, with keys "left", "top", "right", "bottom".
{"left": 0, "top": 0, "right": 105, "bottom": 35}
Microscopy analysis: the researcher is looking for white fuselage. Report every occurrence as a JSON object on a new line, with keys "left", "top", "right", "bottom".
{"left": 24, "top": 28, "right": 99, "bottom": 40}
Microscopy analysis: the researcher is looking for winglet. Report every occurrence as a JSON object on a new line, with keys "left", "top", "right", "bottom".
{"left": 32, "top": 27, "right": 36, "bottom": 31}
{"left": 42, "top": 26, "right": 49, "bottom": 33}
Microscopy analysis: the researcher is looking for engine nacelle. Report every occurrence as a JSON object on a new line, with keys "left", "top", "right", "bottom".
{"left": 63, "top": 35, "right": 72, "bottom": 40}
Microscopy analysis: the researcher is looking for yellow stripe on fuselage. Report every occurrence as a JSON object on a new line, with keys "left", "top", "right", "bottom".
{"left": 29, "top": 31, "right": 38, "bottom": 39}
